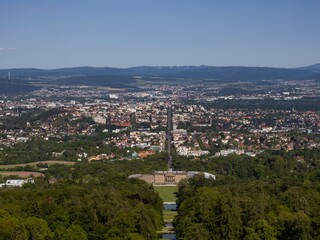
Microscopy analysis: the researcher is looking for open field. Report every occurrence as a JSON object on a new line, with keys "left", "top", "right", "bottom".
{"left": 0, "top": 160, "right": 76, "bottom": 169}
{"left": 163, "top": 210, "right": 178, "bottom": 222}
{"left": 0, "top": 171, "right": 44, "bottom": 178}
{"left": 153, "top": 186, "right": 178, "bottom": 202}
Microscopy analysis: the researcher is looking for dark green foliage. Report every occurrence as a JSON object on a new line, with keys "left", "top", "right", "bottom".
{"left": 174, "top": 169, "right": 320, "bottom": 240}
{"left": 173, "top": 148, "right": 320, "bottom": 239}
{"left": 0, "top": 163, "right": 163, "bottom": 239}
{"left": 175, "top": 186, "right": 242, "bottom": 240}
{"left": 173, "top": 149, "right": 320, "bottom": 182}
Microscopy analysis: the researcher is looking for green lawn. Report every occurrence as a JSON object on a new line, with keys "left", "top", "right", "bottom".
{"left": 154, "top": 186, "right": 178, "bottom": 239}
{"left": 163, "top": 210, "right": 177, "bottom": 222}
{"left": 153, "top": 186, "right": 178, "bottom": 202}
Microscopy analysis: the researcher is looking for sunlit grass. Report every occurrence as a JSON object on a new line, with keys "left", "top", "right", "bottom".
{"left": 163, "top": 210, "right": 177, "bottom": 222}
{"left": 154, "top": 186, "right": 178, "bottom": 202}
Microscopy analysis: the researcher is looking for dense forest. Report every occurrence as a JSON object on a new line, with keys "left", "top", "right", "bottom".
{"left": 173, "top": 148, "right": 320, "bottom": 240}
{"left": 0, "top": 163, "right": 163, "bottom": 240}
{"left": 174, "top": 177, "right": 320, "bottom": 240}
{"left": 1, "top": 148, "right": 320, "bottom": 239}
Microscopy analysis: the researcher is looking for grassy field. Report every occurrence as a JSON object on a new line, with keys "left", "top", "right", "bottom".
{"left": 153, "top": 186, "right": 178, "bottom": 202}
{"left": 154, "top": 186, "right": 178, "bottom": 239}
{"left": 0, "top": 171, "right": 44, "bottom": 178}
{"left": 0, "top": 160, "right": 76, "bottom": 169}
{"left": 163, "top": 210, "right": 178, "bottom": 222}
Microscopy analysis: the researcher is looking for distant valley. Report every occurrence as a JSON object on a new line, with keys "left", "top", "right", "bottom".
{"left": 0, "top": 64, "right": 320, "bottom": 94}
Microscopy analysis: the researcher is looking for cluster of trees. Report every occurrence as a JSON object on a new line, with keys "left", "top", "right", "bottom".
{"left": 0, "top": 150, "right": 168, "bottom": 179}
{"left": 44, "top": 153, "right": 168, "bottom": 181}
{"left": 173, "top": 148, "right": 320, "bottom": 182}
{"left": 173, "top": 148, "right": 320, "bottom": 239}
{"left": 174, "top": 175, "right": 320, "bottom": 240}
{"left": 175, "top": 180, "right": 320, "bottom": 240}
{"left": 0, "top": 163, "right": 163, "bottom": 240}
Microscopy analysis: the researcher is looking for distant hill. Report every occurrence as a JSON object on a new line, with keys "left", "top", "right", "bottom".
{"left": 0, "top": 78, "right": 39, "bottom": 94}
{"left": 0, "top": 65, "right": 314, "bottom": 81}
{"left": 296, "top": 63, "right": 320, "bottom": 80}
{"left": 0, "top": 66, "right": 199, "bottom": 78}
{"left": 0, "top": 67, "right": 125, "bottom": 78}
{"left": 301, "top": 72, "right": 320, "bottom": 81}
{"left": 127, "top": 66, "right": 199, "bottom": 75}
{"left": 298, "top": 63, "right": 320, "bottom": 72}
{"left": 166, "top": 66, "right": 309, "bottom": 82}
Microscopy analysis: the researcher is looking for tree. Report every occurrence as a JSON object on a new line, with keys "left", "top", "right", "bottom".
{"left": 277, "top": 208, "right": 311, "bottom": 240}
{"left": 211, "top": 193, "right": 242, "bottom": 240}
{"left": 244, "top": 219, "right": 276, "bottom": 240}
{"left": 65, "top": 225, "right": 88, "bottom": 240}
{"left": 25, "top": 217, "right": 52, "bottom": 240}
{"left": 0, "top": 210, "right": 28, "bottom": 240}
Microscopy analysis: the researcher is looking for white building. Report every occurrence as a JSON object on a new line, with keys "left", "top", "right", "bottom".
{"left": 92, "top": 115, "right": 107, "bottom": 124}
{"left": 0, "top": 178, "right": 34, "bottom": 188}
{"left": 5, "top": 179, "right": 25, "bottom": 187}
{"left": 109, "top": 94, "right": 119, "bottom": 99}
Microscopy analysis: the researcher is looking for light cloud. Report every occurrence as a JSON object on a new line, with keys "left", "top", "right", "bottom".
{"left": 0, "top": 47, "right": 15, "bottom": 51}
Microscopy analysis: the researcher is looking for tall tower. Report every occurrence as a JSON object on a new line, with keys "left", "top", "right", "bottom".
{"left": 8, "top": 72, "right": 10, "bottom": 80}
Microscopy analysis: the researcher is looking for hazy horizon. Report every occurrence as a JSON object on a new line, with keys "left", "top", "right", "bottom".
{"left": 1, "top": 0, "right": 320, "bottom": 69}
{"left": 0, "top": 63, "right": 319, "bottom": 71}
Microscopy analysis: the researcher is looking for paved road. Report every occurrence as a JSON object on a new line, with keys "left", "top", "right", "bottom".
{"left": 167, "top": 105, "right": 173, "bottom": 170}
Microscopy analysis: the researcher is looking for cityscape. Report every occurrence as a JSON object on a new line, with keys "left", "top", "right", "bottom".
{"left": 0, "top": 70, "right": 319, "bottom": 239}
{"left": 1, "top": 1, "right": 320, "bottom": 239}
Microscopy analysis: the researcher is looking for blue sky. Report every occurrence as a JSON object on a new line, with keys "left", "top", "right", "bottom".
{"left": 0, "top": 0, "right": 319, "bottom": 68}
